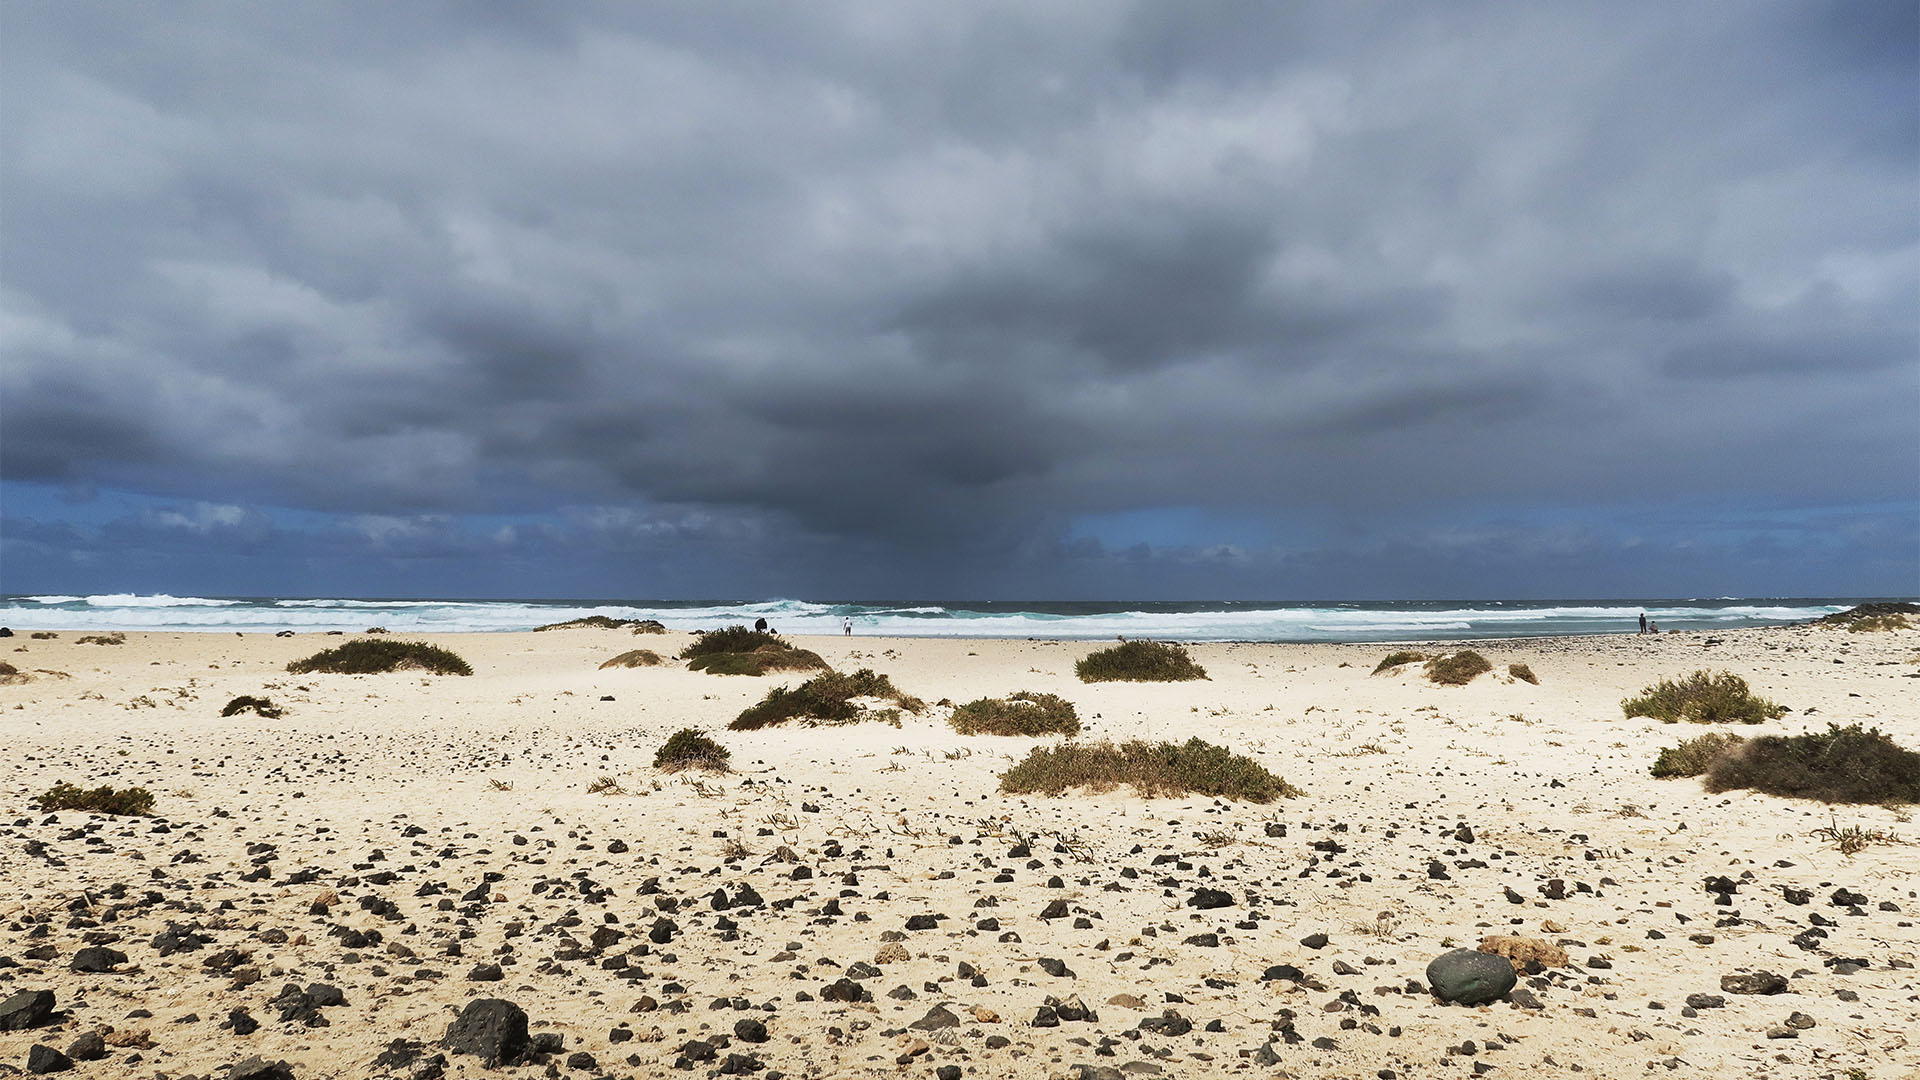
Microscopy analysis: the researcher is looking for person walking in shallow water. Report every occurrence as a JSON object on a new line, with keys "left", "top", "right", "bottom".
{"left": 1639, "top": 612, "right": 1647, "bottom": 634}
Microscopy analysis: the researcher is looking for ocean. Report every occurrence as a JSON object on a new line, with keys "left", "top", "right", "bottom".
{"left": 0, "top": 595, "right": 1873, "bottom": 641}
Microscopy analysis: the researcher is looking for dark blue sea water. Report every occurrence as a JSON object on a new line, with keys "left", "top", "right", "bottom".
{"left": 0, "top": 594, "right": 1885, "bottom": 641}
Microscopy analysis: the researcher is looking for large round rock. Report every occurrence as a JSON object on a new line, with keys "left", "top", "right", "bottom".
{"left": 1426, "top": 948, "right": 1517, "bottom": 1005}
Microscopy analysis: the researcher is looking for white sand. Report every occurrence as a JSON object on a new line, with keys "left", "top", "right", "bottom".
{"left": 1, "top": 625, "right": 1916, "bottom": 1079}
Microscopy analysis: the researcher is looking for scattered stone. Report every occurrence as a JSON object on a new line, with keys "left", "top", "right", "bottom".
{"left": 229, "top": 1057, "right": 297, "bottom": 1080}
{"left": 442, "top": 998, "right": 529, "bottom": 1067}
{"left": 25, "top": 1045, "right": 72, "bottom": 1075}
{"left": 0, "top": 990, "right": 56, "bottom": 1031}
{"left": 1720, "top": 972, "right": 1788, "bottom": 995}
{"left": 1426, "top": 949, "right": 1517, "bottom": 1006}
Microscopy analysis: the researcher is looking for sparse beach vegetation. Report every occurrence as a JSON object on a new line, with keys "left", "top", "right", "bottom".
{"left": 730, "top": 668, "right": 922, "bottom": 730}
{"left": 1508, "top": 662, "right": 1538, "bottom": 684}
{"left": 998, "top": 737, "right": 1298, "bottom": 802}
{"left": 1701, "top": 724, "right": 1920, "bottom": 804}
{"left": 949, "top": 692, "right": 1081, "bottom": 736}
{"left": 286, "top": 639, "right": 473, "bottom": 676}
{"left": 680, "top": 625, "right": 827, "bottom": 675}
{"left": 1075, "top": 639, "right": 1208, "bottom": 683}
{"left": 599, "top": 649, "right": 663, "bottom": 669}
{"left": 1372, "top": 651, "right": 1428, "bottom": 674}
{"left": 1650, "top": 732, "right": 1747, "bottom": 777}
{"left": 220, "top": 695, "right": 284, "bottom": 718}
{"left": 653, "top": 728, "right": 732, "bottom": 773}
{"left": 0, "top": 661, "right": 29, "bottom": 685}
{"left": 1425, "top": 650, "right": 1492, "bottom": 685}
{"left": 34, "top": 781, "right": 155, "bottom": 816}
{"left": 76, "top": 633, "right": 126, "bottom": 645}
{"left": 1622, "top": 670, "right": 1784, "bottom": 724}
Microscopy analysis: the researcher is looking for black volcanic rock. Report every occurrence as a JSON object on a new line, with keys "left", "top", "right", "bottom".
{"left": 0, "top": 990, "right": 55, "bottom": 1031}
{"left": 442, "top": 998, "right": 529, "bottom": 1067}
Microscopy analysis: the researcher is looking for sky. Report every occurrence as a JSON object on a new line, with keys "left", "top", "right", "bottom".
{"left": 2, "top": 2, "right": 1916, "bottom": 601}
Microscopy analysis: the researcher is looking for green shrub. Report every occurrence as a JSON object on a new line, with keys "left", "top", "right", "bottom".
{"left": 1425, "top": 651, "right": 1492, "bottom": 685}
{"left": 599, "top": 649, "right": 663, "bottom": 669}
{"left": 730, "top": 669, "right": 923, "bottom": 730}
{"left": 1651, "top": 732, "right": 1747, "bottom": 778}
{"left": 999, "top": 738, "right": 1298, "bottom": 802}
{"left": 220, "top": 695, "right": 283, "bottom": 719}
{"left": 1702, "top": 724, "right": 1920, "bottom": 804}
{"left": 286, "top": 639, "right": 473, "bottom": 676}
{"left": 1848, "top": 614, "right": 1914, "bottom": 632}
{"left": 680, "top": 625, "right": 783, "bottom": 658}
{"left": 1622, "top": 670, "right": 1785, "bottom": 724}
{"left": 653, "top": 728, "right": 732, "bottom": 773}
{"left": 688, "top": 645, "right": 828, "bottom": 676}
{"left": 679, "top": 625, "right": 826, "bottom": 675}
{"left": 1508, "top": 663, "right": 1538, "bottom": 685}
{"left": 76, "top": 633, "right": 126, "bottom": 645}
{"left": 949, "top": 692, "right": 1081, "bottom": 736}
{"left": 1075, "top": 639, "right": 1208, "bottom": 683}
{"left": 34, "top": 781, "right": 155, "bottom": 816}
{"left": 1371, "top": 651, "right": 1428, "bottom": 674}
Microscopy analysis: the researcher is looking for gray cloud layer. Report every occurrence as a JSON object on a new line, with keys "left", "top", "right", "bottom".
{"left": 2, "top": 2, "right": 1915, "bottom": 596}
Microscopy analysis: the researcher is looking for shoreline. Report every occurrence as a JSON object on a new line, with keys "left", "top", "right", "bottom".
{"left": 2, "top": 623, "right": 1915, "bottom": 1078}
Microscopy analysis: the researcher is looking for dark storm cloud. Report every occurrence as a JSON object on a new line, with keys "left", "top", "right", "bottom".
{"left": 1, "top": 1, "right": 1914, "bottom": 595}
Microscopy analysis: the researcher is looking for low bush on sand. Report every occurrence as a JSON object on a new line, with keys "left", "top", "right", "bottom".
{"left": 536, "top": 615, "right": 667, "bottom": 633}
{"left": 1508, "top": 663, "right": 1538, "bottom": 685}
{"left": 34, "top": 781, "right": 155, "bottom": 816}
{"left": 220, "top": 695, "right": 283, "bottom": 718}
{"left": 76, "top": 633, "right": 126, "bottom": 646}
{"left": 730, "top": 669, "right": 923, "bottom": 730}
{"left": 1622, "top": 670, "right": 1784, "bottom": 724}
{"left": 998, "top": 738, "right": 1298, "bottom": 802}
{"left": 1701, "top": 724, "right": 1920, "bottom": 804}
{"left": 599, "top": 649, "right": 663, "bottom": 669}
{"left": 949, "top": 692, "right": 1081, "bottom": 736}
{"left": 680, "top": 626, "right": 827, "bottom": 675}
{"left": 286, "top": 639, "right": 473, "bottom": 676}
{"left": 654, "top": 728, "right": 732, "bottom": 773}
{"left": 1651, "top": 732, "right": 1747, "bottom": 778}
{"left": 1371, "top": 651, "right": 1428, "bottom": 674}
{"left": 1425, "top": 651, "right": 1492, "bottom": 685}
{"left": 1075, "top": 639, "right": 1208, "bottom": 683}
{"left": 0, "top": 661, "right": 29, "bottom": 685}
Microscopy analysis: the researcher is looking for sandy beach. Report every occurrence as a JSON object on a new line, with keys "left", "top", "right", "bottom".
{"left": 1, "top": 624, "right": 1915, "bottom": 1080}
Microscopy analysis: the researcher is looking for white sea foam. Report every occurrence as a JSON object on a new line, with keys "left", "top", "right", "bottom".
{"left": 0, "top": 594, "right": 1862, "bottom": 639}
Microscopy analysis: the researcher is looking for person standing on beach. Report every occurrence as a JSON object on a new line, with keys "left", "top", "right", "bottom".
{"left": 843, "top": 616, "right": 853, "bottom": 636}
{"left": 1638, "top": 612, "right": 1647, "bottom": 634}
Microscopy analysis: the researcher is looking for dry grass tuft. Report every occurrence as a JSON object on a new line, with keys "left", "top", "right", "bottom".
{"left": 1810, "top": 817, "right": 1908, "bottom": 856}
{"left": 949, "top": 692, "right": 1081, "bottom": 736}
{"left": 653, "top": 728, "right": 732, "bottom": 773}
{"left": 1622, "top": 670, "right": 1785, "bottom": 724}
{"left": 998, "top": 737, "right": 1298, "bottom": 802}
{"left": 586, "top": 775, "right": 627, "bottom": 795}
{"left": 1424, "top": 651, "right": 1492, "bottom": 685}
{"left": 1371, "top": 651, "right": 1428, "bottom": 674}
{"left": 1508, "top": 662, "right": 1538, "bottom": 684}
